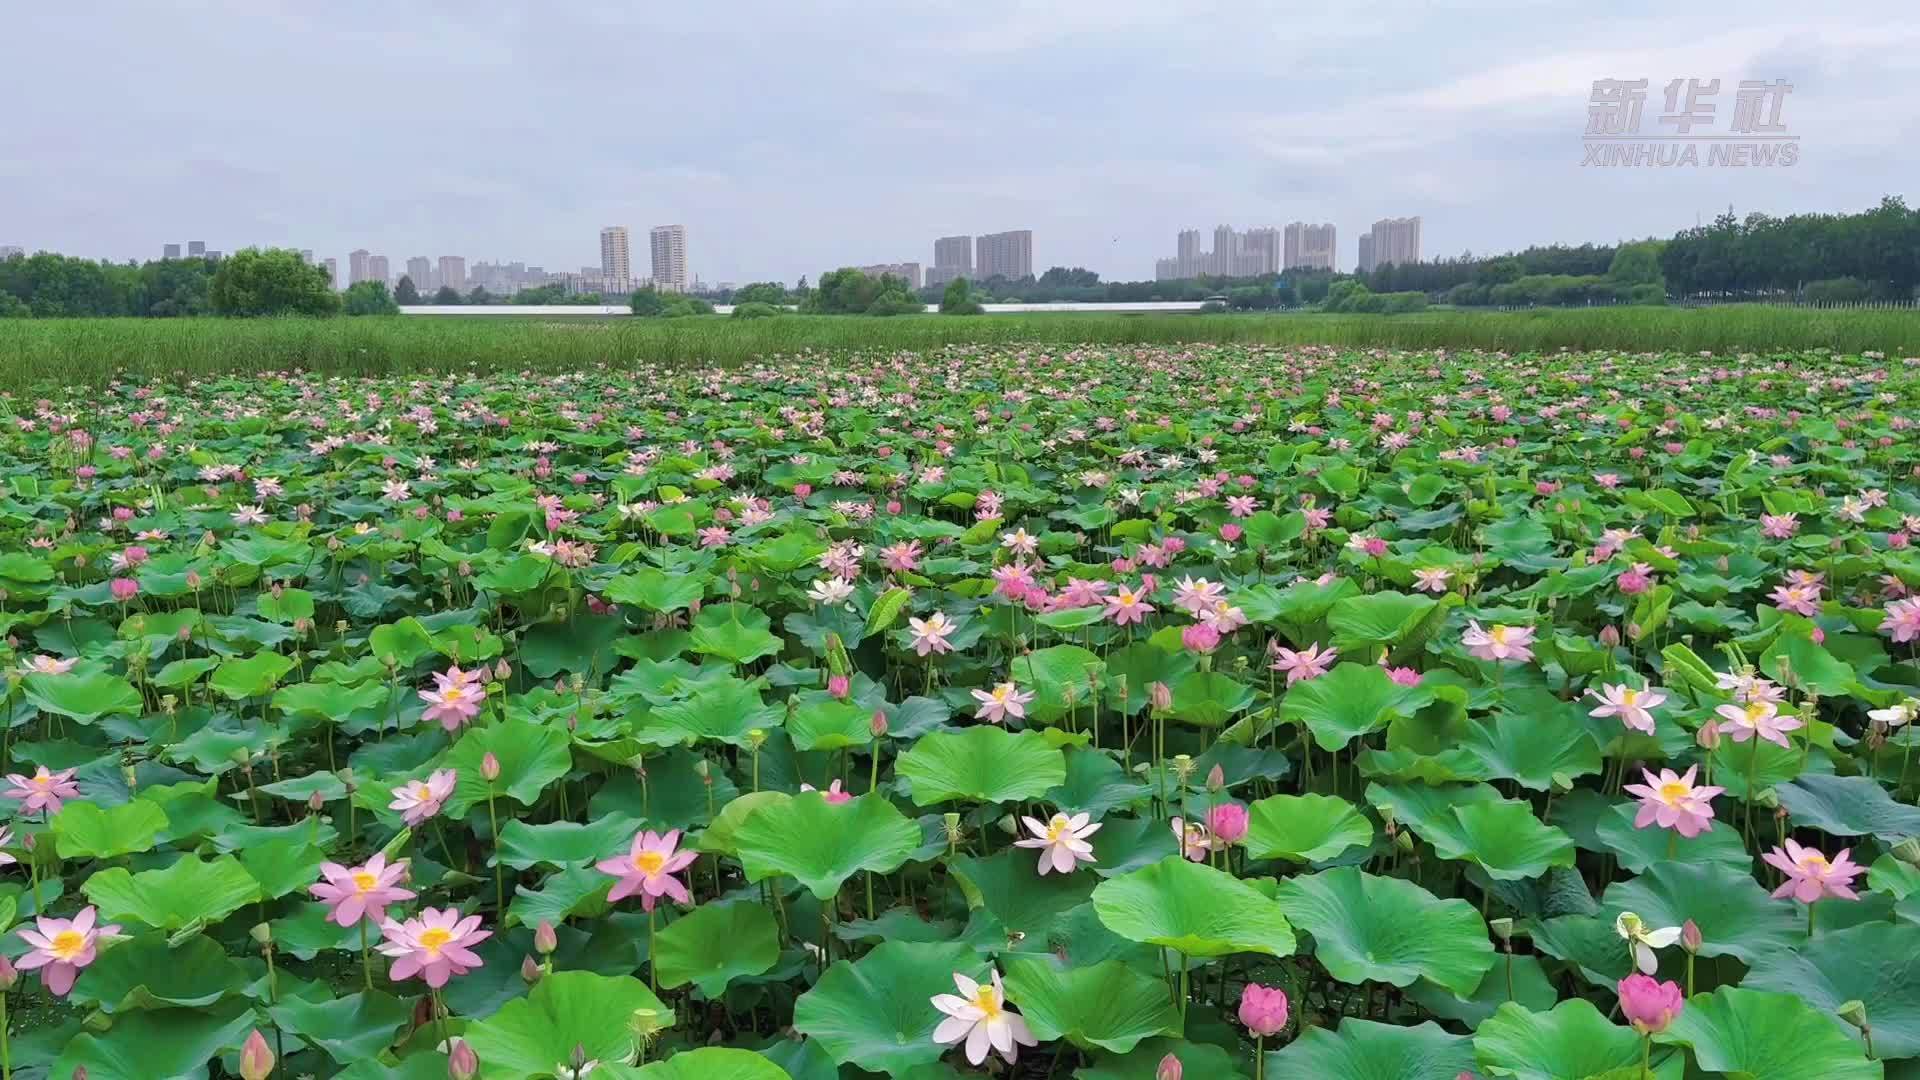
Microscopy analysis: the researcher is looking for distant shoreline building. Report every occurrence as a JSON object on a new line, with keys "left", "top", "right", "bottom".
{"left": 975, "top": 230, "right": 1032, "bottom": 281}
{"left": 1153, "top": 224, "right": 1280, "bottom": 280}
{"left": 1362, "top": 216, "right": 1421, "bottom": 271}
{"left": 927, "top": 234, "right": 973, "bottom": 287}
{"left": 366, "top": 254, "right": 390, "bottom": 287}
{"left": 599, "top": 226, "right": 632, "bottom": 292}
{"left": 322, "top": 258, "right": 338, "bottom": 289}
{"left": 856, "top": 262, "right": 921, "bottom": 288}
{"left": 437, "top": 255, "right": 466, "bottom": 294}
{"left": 1356, "top": 233, "right": 1375, "bottom": 273}
{"left": 162, "top": 243, "right": 182, "bottom": 260}
{"left": 348, "top": 249, "right": 371, "bottom": 285}
{"left": 1283, "top": 222, "right": 1336, "bottom": 271}
{"left": 405, "top": 256, "right": 433, "bottom": 292}
{"left": 649, "top": 225, "right": 688, "bottom": 292}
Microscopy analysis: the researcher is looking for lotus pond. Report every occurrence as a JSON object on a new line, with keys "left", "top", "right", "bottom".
{"left": 1, "top": 344, "right": 1919, "bottom": 1079}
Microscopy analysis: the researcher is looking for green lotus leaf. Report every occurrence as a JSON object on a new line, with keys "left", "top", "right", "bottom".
{"left": 1073, "top": 1037, "right": 1249, "bottom": 1079}
{"left": 1047, "top": 749, "right": 1153, "bottom": 820}
{"left": 1284, "top": 663, "right": 1421, "bottom": 751}
{"left": 1474, "top": 999, "right": 1684, "bottom": 1079}
{"left": 496, "top": 813, "right": 646, "bottom": 870}
{"left": 1656, "top": 987, "right": 1882, "bottom": 1080}
{"left": 636, "top": 1047, "right": 794, "bottom": 1079}
{"left": 792, "top": 940, "right": 986, "bottom": 1075}
{"left": 1092, "top": 855, "right": 1296, "bottom": 957}
{"left": 1460, "top": 706, "right": 1605, "bottom": 791}
{"left": 1274, "top": 867, "right": 1493, "bottom": 995}
{"left": 1244, "top": 793, "right": 1374, "bottom": 863}
{"left": 83, "top": 853, "right": 263, "bottom": 930}
{"left": 464, "top": 970, "right": 668, "bottom": 1078}
{"left": 999, "top": 955, "right": 1181, "bottom": 1053}
{"left": 272, "top": 679, "right": 388, "bottom": 719}
{"left": 1328, "top": 590, "right": 1438, "bottom": 653}
{"left": 439, "top": 718, "right": 575, "bottom": 814}
{"left": 66, "top": 934, "right": 248, "bottom": 1013}
{"left": 50, "top": 798, "right": 167, "bottom": 859}
{"left": 1744, "top": 921, "right": 1920, "bottom": 1058}
{"left": 506, "top": 866, "right": 613, "bottom": 929}
{"left": 1589, "top": 801, "right": 1752, "bottom": 875}
{"left": 52, "top": 1000, "right": 256, "bottom": 1080}
{"left": 1430, "top": 800, "right": 1576, "bottom": 881}
{"left": 1406, "top": 953, "right": 1560, "bottom": 1028}
{"left": 1266, "top": 1019, "right": 1474, "bottom": 1080}
{"left": 735, "top": 791, "right": 921, "bottom": 899}
{"left": 1365, "top": 780, "right": 1502, "bottom": 853}
{"left": 896, "top": 726, "right": 1067, "bottom": 806}
{"left": 1013, "top": 643, "right": 1105, "bottom": 726}
{"left": 652, "top": 900, "right": 781, "bottom": 996}
{"left": 640, "top": 677, "right": 783, "bottom": 748}
{"left": 269, "top": 989, "right": 414, "bottom": 1064}
{"left": 699, "top": 791, "right": 790, "bottom": 856}
{"left": 22, "top": 671, "right": 143, "bottom": 722}
{"left": 1528, "top": 915, "right": 1632, "bottom": 988}
{"left": 237, "top": 834, "right": 326, "bottom": 899}
{"left": 605, "top": 567, "right": 709, "bottom": 613}
{"left": 1777, "top": 773, "right": 1920, "bottom": 840}
{"left": 207, "top": 651, "right": 297, "bottom": 699}
{"left": 788, "top": 697, "right": 879, "bottom": 751}
{"left": 690, "top": 602, "right": 784, "bottom": 663}
{"left": 949, "top": 849, "right": 1099, "bottom": 945}
{"left": 1599, "top": 861, "right": 1800, "bottom": 963}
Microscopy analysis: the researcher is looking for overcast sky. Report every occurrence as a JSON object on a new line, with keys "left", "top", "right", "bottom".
{"left": 5, "top": 2, "right": 1916, "bottom": 283}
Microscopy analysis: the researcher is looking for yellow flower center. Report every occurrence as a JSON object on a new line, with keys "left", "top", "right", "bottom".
{"left": 417, "top": 927, "right": 452, "bottom": 956}
{"left": 993, "top": 687, "right": 1010, "bottom": 703}
{"left": 352, "top": 871, "right": 378, "bottom": 893}
{"left": 1658, "top": 781, "right": 1690, "bottom": 805}
{"left": 31, "top": 775, "right": 49, "bottom": 789}
{"left": 632, "top": 851, "right": 667, "bottom": 876}
{"left": 1045, "top": 815, "right": 1070, "bottom": 842}
{"left": 1490, "top": 626, "right": 1510, "bottom": 645}
{"left": 49, "top": 930, "right": 86, "bottom": 961}
{"left": 1799, "top": 852, "right": 1829, "bottom": 872}
{"left": 411, "top": 783, "right": 432, "bottom": 799}
{"left": 442, "top": 686, "right": 465, "bottom": 702}
{"left": 1621, "top": 689, "right": 1639, "bottom": 706}
{"left": 971, "top": 986, "right": 1003, "bottom": 1020}
{"left": 1746, "top": 703, "right": 1771, "bottom": 724}
{"left": 1118, "top": 590, "right": 1137, "bottom": 605}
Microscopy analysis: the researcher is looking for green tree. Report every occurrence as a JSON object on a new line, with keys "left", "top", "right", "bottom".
{"left": 630, "top": 287, "right": 713, "bottom": 318}
{"left": 730, "top": 301, "right": 781, "bottom": 319}
{"left": 939, "top": 277, "right": 983, "bottom": 314}
{"left": 208, "top": 248, "right": 339, "bottom": 316}
{"left": 393, "top": 275, "right": 421, "bottom": 304}
{"left": 467, "top": 286, "right": 493, "bottom": 304}
{"left": 1607, "top": 242, "right": 1666, "bottom": 288}
{"left": 733, "top": 281, "right": 788, "bottom": 306}
{"left": 433, "top": 285, "right": 463, "bottom": 304}
{"left": 341, "top": 280, "right": 400, "bottom": 315}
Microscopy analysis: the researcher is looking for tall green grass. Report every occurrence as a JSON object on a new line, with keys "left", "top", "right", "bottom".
{"left": 0, "top": 306, "right": 1915, "bottom": 386}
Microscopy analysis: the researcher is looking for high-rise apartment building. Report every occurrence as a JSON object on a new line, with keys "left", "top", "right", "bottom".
{"left": 188, "top": 241, "right": 206, "bottom": 257}
{"left": 405, "top": 256, "right": 433, "bottom": 292}
{"left": 1175, "top": 230, "right": 1203, "bottom": 279}
{"left": 649, "top": 225, "right": 688, "bottom": 292}
{"left": 348, "top": 249, "right": 371, "bottom": 285}
{"left": 367, "top": 255, "right": 390, "bottom": 287}
{"left": 322, "top": 258, "right": 338, "bottom": 289}
{"left": 599, "top": 226, "right": 632, "bottom": 290}
{"left": 0, "top": 246, "right": 21, "bottom": 260}
{"left": 1367, "top": 217, "right": 1422, "bottom": 269}
{"left": 928, "top": 235, "right": 973, "bottom": 287}
{"left": 1356, "top": 233, "right": 1376, "bottom": 273}
{"left": 1283, "top": 223, "right": 1337, "bottom": 271}
{"left": 856, "top": 263, "right": 921, "bottom": 288}
{"left": 975, "top": 230, "right": 1033, "bottom": 281}
{"left": 1242, "top": 227, "right": 1281, "bottom": 276}
{"left": 163, "top": 243, "right": 182, "bottom": 259}
{"left": 437, "top": 256, "right": 466, "bottom": 294}
{"left": 1155, "top": 225, "right": 1280, "bottom": 280}
{"left": 300, "top": 249, "right": 314, "bottom": 264}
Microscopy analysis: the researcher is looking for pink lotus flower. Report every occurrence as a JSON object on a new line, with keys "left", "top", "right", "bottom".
{"left": 1760, "top": 513, "right": 1799, "bottom": 540}
{"left": 1769, "top": 582, "right": 1821, "bottom": 617}
{"left": 1207, "top": 802, "right": 1249, "bottom": 844}
{"left": 1383, "top": 665, "right": 1423, "bottom": 687}
{"left": 1712, "top": 699, "right": 1803, "bottom": 748}
{"left": 1171, "top": 817, "right": 1216, "bottom": 862}
{"left": 389, "top": 769, "right": 457, "bottom": 825}
{"left": 1624, "top": 765, "right": 1722, "bottom": 838}
{"left": 1463, "top": 621, "right": 1535, "bottom": 663}
{"left": 310, "top": 854, "right": 417, "bottom": 927}
{"left": 971, "top": 681, "right": 1035, "bottom": 724}
{"left": 1617, "top": 974, "right": 1684, "bottom": 1034}
{"left": 800, "top": 779, "right": 853, "bottom": 804}
{"left": 1013, "top": 811, "right": 1101, "bottom": 875}
{"left": 1762, "top": 840, "right": 1865, "bottom": 903}
{"left": 1413, "top": 567, "right": 1452, "bottom": 593}
{"left": 16, "top": 906, "right": 119, "bottom": 996}
{"left": 1588, "top": 683, "right": 1668, "bottom": 735}
{"left": 1616, "top": 563, "right": 1655, "bottom": 595}
{"left": 931, "top": 968, "right": 1037, "bottom": 1066}
{"left": 908, "top": 612, "right": 956, "bottom": 656}
{"left": 1103, "top": 583, "right": 1156, "bottom": 626}
{"left": 419, "top": 665, "right": 487, "bottom": 732}
{"left": 596, "top": 828, "right": 696, "bottom": 911}
{"left": 20, "top": 655, "right": 77, "bottom": 676}
{"left": 1270, "top": 642, "right": 1337, "bottom": 684}
{"left": 4, "top": 766, "right": 79, "bottom": 816}
{"left": 1882, "top": 598, "right": 1920, "bottom": 644}
{"left": 1238, "top": 983, "right": 1289, "bottom": 1037}
{"left": 1181, "top": 622, "right": 1222, "bottom": 654}
{"left": 109, "top": 576, "right": 140, "bottom": 602}
{"left": 377, "top": 907, "right": 490, "bottom": 988}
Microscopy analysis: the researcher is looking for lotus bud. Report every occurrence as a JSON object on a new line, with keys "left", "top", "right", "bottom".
{"left": 494, "top": 658, "right": 512, "bottom": 681}
{"left": 1696, "top": 722, "right": 1721, "bottom": 751}
{"left": 1680, "top": 919, "right": 1702, "bottom": 954}
{"left": 521, "top": 954, "right": 542, "bottom": 984}
{"left": 481, "top": 752, "right": 501, "bottom": 782}
{"left": 238, "top": 1029, "right": 274, "bottom": 1080}
{"left": 1156, "top": 1053, "right": 1183, "bottom": 1080}
{"left": 535, "top": 920, "right": 558, "bottom": 956}
{"left": 1206, "top": 765, "right": 1225, "bottom": 793}
{"left": 72, "top": 1068, "right": 88, "bottom": 1080}
{"left": 0, "top": 954, "right": 16, "bottom": 990}
{"left": 1598, "top": 624, "right": 1621, "bottom": 647}
{"left": 870, "top": 710, "right": 889, "bottom": 738}
{"left": 308, "top": 790, "right": 326, "bottom": 812}
{"left": 1149, "top": 681, "right": 1172, "bottom": 712}
{"left": 448, "top": 1038, "right": 480, "bottom": 1080}
{"left": 570, "top": 1044, "right": 591, "bottom": 1073}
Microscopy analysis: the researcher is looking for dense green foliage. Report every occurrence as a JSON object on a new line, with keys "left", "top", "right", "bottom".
{"left": 629, "top": 287, "right": 715, "bottom": 318}
{"left": 340, "top": 280, "right": 400, "bottom": 316}
{"left": 209, "top": 249, "right": 341, "bottom": 317}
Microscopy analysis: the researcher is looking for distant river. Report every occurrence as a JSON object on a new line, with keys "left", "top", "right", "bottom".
{"left": 398, "top": 301, "right": 1210, "bottom": 316}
